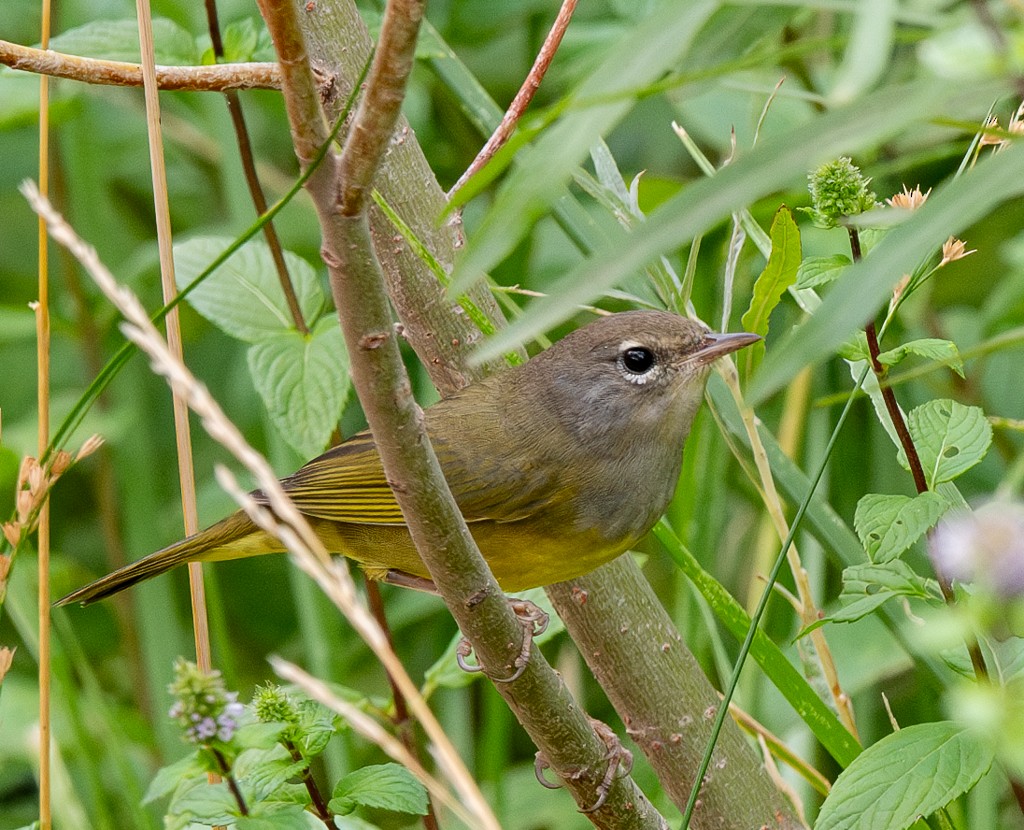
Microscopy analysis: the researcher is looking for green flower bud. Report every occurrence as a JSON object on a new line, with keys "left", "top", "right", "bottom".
{"left": 804, "top": 157, "right": 877, "bottom": 229}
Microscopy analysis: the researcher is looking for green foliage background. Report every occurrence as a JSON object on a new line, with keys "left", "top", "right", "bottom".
{"left": 1, "top": 0, "right": 1024, "bottom": 828}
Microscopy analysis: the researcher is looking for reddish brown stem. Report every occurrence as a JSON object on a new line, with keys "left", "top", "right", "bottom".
{"left": 202, "top": 0, "right": 309, "bottom": 335}
{"left": 849, "top": 227, "right": 988, "bottom": 681}
{"left": 282, "top": 738, "right": 332, "bottom": 824}
{"left": 447, "top": 0, "right": 578, "bottom": 197}
{"left": 365, "top": 580, "right": 440, "bottom": 830}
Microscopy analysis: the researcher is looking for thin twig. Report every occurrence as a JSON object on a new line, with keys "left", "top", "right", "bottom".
{"left": 448, "top": 0, "right": 578, "bottom": 197}
{"left": 0, "top": 39, "right": 280, "bottom": 90}
{"left": 201, "top": 0, "right": 308, "bottom": 334}
{"left": 364, "top": 580, "right": 440, "bottom": 830}
{"left": 210, "top": 748, "right": 249, "bottom": 816}
{"left": 281, "top": 737, "right": 332, "bottom": 824}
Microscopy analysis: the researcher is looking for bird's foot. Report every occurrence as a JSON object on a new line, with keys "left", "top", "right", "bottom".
{"left": 455, "top": 597, "right": 549, "bottom": 683}
{"left": 581, "top": 718, "right": 633, "bottom": 813}
{"left": 532, "top": 717, "right": 633, "bottom": 813}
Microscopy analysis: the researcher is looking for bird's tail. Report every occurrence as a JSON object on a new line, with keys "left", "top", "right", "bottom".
{"left": 55, "top": 511, "right": 258, "bottom": 607}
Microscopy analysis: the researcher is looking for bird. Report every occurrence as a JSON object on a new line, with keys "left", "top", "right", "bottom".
{"left": 56, "top": 311, "right": 758, "bottom": 606}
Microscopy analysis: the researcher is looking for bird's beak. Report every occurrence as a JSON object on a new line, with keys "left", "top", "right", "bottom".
{"left": 693, "top": 331, "right": 762, "bottom": 364}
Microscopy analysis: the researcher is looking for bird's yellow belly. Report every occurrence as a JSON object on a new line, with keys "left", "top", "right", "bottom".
{"left": 308, "top": 518, "right": 627, "bottom": 592}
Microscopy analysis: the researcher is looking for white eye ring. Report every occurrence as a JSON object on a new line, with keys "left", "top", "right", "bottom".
{"left": 617, "top": 342, "right": 660, "bottom": 385}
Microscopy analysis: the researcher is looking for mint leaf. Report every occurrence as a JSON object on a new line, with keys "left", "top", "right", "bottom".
{"left": 795, "top": 254, "right": 851, "bottom": 289}
{"left": 815, "top": 722, "right": 994, "bottom": 830}
{"left": 175, "top": 236, "right": 327, "bottom": 343}
{"left": 143, "top": 752, "right": 206, "bottom": 804}
{"left": 329, "top": 763, "right": 428, "bottom": 817}
{"left": 827, "top": 561, "right": 936, "bottom": 625}
{"left": 877, "top": 338, "right": 964, "bottom": 377}
{"left": 899, "top": 400, "right": 992, "bottom": 487}
{"left": 854, "top": 492, "right": 948, "bottom": 562}
{"left": 246, "top": 318, "right": 351, "bottom": 457}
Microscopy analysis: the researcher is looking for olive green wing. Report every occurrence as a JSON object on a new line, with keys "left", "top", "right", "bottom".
{"left": 262, "top": 431, "right": 407, "bottom": 525}
{"left": 258, "top": 396, "right": 566, "bottom": 527}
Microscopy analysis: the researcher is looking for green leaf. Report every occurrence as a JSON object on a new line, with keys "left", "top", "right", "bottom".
{"left": 898, "top": 400, "right": 993, "bottom": 487}
{"left": 234, "top": 721, "right": 289, "bottom": 751}
{"left": 836, "top": 331, "right": 870, "bottom": 362}
{"left": 237, "top": 804, "right": 315, "bottom": 830}
{"left": 143, "top": 752, "right": 206, "bottom": 804}
{"left": 814, "top": 722, "right": 994, "bottom": 830}
{"left": 297, "top": 699, "right": 340, "bottom": 758}
{"left": 854, "top": 492, "right": 949, "bottom": 562}
{"left": 166, "top": 778, "right": 241, "bottom": 828}
{"left": 175, "top": 236, "right": 326, "bottom": 343}
{"left": 46, "top": 18, "right": 197, "bottom": 64}
{"left": 825, "top": 561, "right": 937, "bottom": 625}
{"left": 795, "top": 254, "right": 852, "bottom": 289}
{"left": 247, "top": 317, "right": 351, "bottom": 458}
{"left": 740, "top": 206, "right": 802, "bottom": 373}
{"left": 234, "top": 745, "right": 307, "bottom": 803}
{"left": 333, "top": 817, "right": 383, "bottom": 830}
{"left": 221, "top": 18, "right": 261, "bottom": 63}
{"left": 877, "top": 338, "right": 965, "bottom": 377}
{"left": 751, "top": 137, "right": 1024, "bottom": 404}
{"left": 329, "top": 764, "right": 428, "bottom": 817}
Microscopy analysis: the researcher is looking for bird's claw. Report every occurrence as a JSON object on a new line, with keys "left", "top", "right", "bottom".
{"left": 580, "top": 718, "right": 633, "bottom": 814}
{"left": 454, "top": 598, "right": 549, "bottom": 683}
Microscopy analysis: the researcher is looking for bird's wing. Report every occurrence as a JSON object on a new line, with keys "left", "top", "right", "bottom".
{"left": 260, "top": 432, "right": 407, "bottom": 525}
{"left": 255, "top": 395, "right": 566, "bottom": 527}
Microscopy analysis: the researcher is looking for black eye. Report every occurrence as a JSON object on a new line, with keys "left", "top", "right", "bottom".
{"left": 621, "top": 346, "right": 656, "bottom": 374}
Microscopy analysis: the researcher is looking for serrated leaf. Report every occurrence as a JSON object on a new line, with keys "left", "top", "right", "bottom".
{"left": 814, "top": 722, "right": 994, "bottom": 830}
{"left": 237, "top": 804, "right": 313, "bottom": 830}
{"left": 167, "top": 778, "right": 240, "bottom": 827}
{"left": 898, "top": 400, "right": 992, "bottom": 487}
{"left": 143, "top": 752, "right": 206, "bottom": 804}
{"left": 741, "top": 206, "right": 802, "bottom": 374}
{"left": 247, "top": 318, "right": 351, "bottom": 458}
{"left": 297, "top": 700, "right": 339, "bottom": 758}
{"left": 329, "top": 764, "right": 428, "bottom": 817}
{"left": 877, "top": 338, "right": 965, "bottom": 377}
{"left": 234, "top": 721, "right": 288, "bottom": 751}
{"left": 854, "top": 492, "right": 949, "bottom": 562}
{"left": 234, "top": 745, "right": 307, "bottom": 803}
{"left": 836, "top": 331, "right": 869, "bottom": 362}
{"left": 827, "top": 561, "right": 936, "bottom": 625}
{"left": 175, "top": 236, "right": 326, "bottom": 343}
{"left": 333, "top": 817, "right": 383, "bottom": 830}
{"left": 45, "top": 18, "right": 197, "bottom": 64}
{"left": 795, "top": 254, "right": 851, "bottom": 289}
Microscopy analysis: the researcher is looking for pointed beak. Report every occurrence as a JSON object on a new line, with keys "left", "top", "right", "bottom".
{"left": 693, "top": 331, "right": 761, "bottom": 364}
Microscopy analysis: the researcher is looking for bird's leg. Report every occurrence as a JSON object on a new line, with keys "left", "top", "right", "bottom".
{"left": 455, "top": 598, "right": 549, "bottom": 683}
{"left": 530, "top": 717, "right": 633, "bottom": 813}
{"left": 580, "top": 718, "right": 633, "bottom": 813}
{"left": 383, "top": 569, "right": 439, "bottom": 594}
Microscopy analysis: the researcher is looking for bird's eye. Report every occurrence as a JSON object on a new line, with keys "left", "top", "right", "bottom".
{"left": 621, "top": 346, "right": 656, "bottom": 374}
